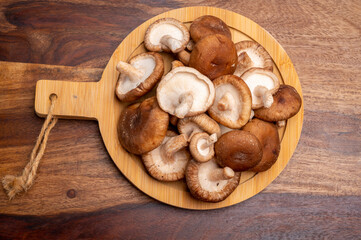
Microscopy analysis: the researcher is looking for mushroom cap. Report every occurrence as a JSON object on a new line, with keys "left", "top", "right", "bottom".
{"left": 243, "top": 119, "right": 280, "bottom": 172}
{"left": 208, "top": 75, "right": 252, "bottom": 129}
{"left": 189, "top": 15, "right": 232, "bottom": 43}
{"left": 142, "top": 131, "right": 191, "bottom": 181}
{"left": 156, "top": 67, "right": 215, "bottom": 118}
{"left": 117, "top": 97, "right": 169, "bottom": 155}
{"left": 215, "top": 130, "right": 263, "bottom": 171}
{"left": 189, "top": 132, "right": 216, "bottom": 163}
{"left": 234, "top": 41, "right": 273, "bottom": 77}
{"left": 186, "top": 158, "right": 241, "bottom": 202}
{"left": 116, "top": 52, "right": 164, "bottom": 102}
{"left": 241, "top": 68, "right": 280, "bottom": 109}
{"left": 177, "top": 113, "right": 221, "bottom": 140}
{"left": 144, "top": 18, "right": 190, "bottom": 53}
{"left": 189, "top": 34, "right": 238, "bottom": 80}
{"left": 254, "top": 85, "right": 302, "bottom": 121}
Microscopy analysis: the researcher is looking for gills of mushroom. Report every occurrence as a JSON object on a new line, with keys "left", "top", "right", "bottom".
{"left": 156, "top": 67, "right": 215, "bottom": 119}
{"left": 185, "top": 158, "right": 241, "bottom": 203}
{"left": 234, "top": 40, "right": 273, "bottom": 77}
{"left": 241, "top": 68, "right": 280, "bottom": 109}
{"left": 208, "top": 75, "right": 252, "bottom": 129}
{"left": 144, "top": 18, "right": 190, "bottom": 53}
{"left": 189, "top": 133, "right": 217, "bottom": 163}
{"left": 177, "top": 113, "right": 221, "bottom": 141}
{"left": 115, "top": 52, "right": 164, "bottom": 102}
{"left": 142, "top": 131, "right": 191, "bottom": 181}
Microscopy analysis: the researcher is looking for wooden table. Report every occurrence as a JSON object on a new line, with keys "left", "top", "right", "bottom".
{"left": 1, "top": 0, "right": 360, "bottom": 239}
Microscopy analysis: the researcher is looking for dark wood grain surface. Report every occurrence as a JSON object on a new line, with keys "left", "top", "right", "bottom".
{"left": 0, "top": 0, "right": 360, "bottom": 239}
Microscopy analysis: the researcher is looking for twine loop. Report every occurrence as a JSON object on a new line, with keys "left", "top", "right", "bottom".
{"left": 2, "top": 94, "right": 58, "bottom": 200}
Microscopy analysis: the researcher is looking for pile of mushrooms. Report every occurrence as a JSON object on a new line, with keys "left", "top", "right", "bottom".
{"left": 115, "top": 15, "right": 302, "bottom": 203}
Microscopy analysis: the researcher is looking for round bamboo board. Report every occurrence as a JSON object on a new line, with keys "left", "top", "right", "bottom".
{"left": 35, "top": 6, "right": 303, "bottom": 210}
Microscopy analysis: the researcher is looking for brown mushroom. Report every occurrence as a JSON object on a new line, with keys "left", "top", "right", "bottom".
{"left": 186, "top": 158, "right": 241, "bottom": 202}
{"left": 115, "top": 52, "right": 164, "bottom": 102}
{"left": 241, "top": 68, "right": 280, "bottom": 109}
{"left": 189, "top": 34, "right": 238, "bottom": 80}
{"left": 118, "top": 97, "right": 169, "bottom": 155}
{"left": 254, "top": 85, "right": 302, "bottom": 122}
{"left": 144, "top": 18, "right": 190, "bottom": 53}
{"left": 189, "top": 15, "right": 231, "bottom": 43}
{"left": 234, "top": 41, "right": 273, "bottom": 77}
{"left": 215, "top": 130, "right": 263, "bottom": 171}
{"left": 242, "top": 119, "right": 280, "bottom": 172}
{"left": 177, "top": 113, "right": 221, "bottom": 141}
{"left": 208, "top": 75, "right": 252, "bottom": 129}
{"left": 156, "top": 67, "right": 215, "bottom": 118}
{"left": 142, "top": 131, "right": 190, "bottom": 181}
{"left": 169, "top": 115, "right": 179, "bottom": 126}
{"left": 189, "top": 132, "right": 217, "bottom": 163}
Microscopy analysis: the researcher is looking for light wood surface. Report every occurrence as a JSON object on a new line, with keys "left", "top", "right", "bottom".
{"left": 34, "top": 7, "right": 303, "bottom": 209}
{"left": 0, "top": 0, "right": 360, "bottom": 238}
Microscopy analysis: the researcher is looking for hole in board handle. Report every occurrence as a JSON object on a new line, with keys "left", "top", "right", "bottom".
{"left": 49, "top": 93, "right": 58, "bottom": 100}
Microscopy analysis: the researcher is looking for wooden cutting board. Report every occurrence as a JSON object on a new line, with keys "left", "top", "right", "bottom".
{"left": 34, "top": 6, "right": 303, "bottom": 209}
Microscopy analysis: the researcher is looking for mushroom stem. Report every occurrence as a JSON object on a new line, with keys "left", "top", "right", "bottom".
{"left": 217, "top": 92, "right": 234, "bottom": 111}
{"left": 200, "top": 133, "right": 217, "bottom": 151}
{"left": 161, "top": 134, "right": 188, "bottom": 161}
{"left": 277, "top": 120, "right": 286, "bottom": 128}
{"left": 171, "top": 60, "right": 184, "bottom": 70}
{"left": 254, "top": 85, "right": 274, "bottom": 108}
{"left": 249, "top": 110, "right": 254, "bottom": 121}
{"left": 209, "top": 167, "right": 235, "bottom": 181}
{"left": 160, "top": 35, "right": 183, "bottom": 53}
{"left": 177, "top": 50, "right": 190, "bottom": 65}
{"left": 175, "top": 92, "right": 194, "bottom": 118}
{"left": 186, "top": 40, "right": 195, "bottom": 51}
{"left": 116, "top": 61, "right": 144, "bottom": 82}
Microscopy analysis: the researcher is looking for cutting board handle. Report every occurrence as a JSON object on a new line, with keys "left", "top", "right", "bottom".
{"left": 35, "top": 80, "right": 101, "bottom": 120}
